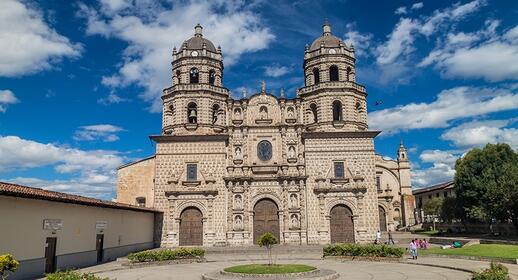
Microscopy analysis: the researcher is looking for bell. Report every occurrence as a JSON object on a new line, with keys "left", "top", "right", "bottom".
{"left": 189, "top": 110, "right": 197, "bottom": 117}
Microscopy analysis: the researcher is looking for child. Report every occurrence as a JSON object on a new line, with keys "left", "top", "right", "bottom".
{"left": 409, "top": 239, "right": 418, "bottom": 260}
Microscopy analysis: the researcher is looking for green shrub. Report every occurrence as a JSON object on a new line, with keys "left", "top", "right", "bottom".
{"left": 127, "top": 248, "right": 205, "bottom": 263}
{"left": 45, "top": 270, "right": 109, "bottom": 280}
{"left": 472, "top": 262, "right": 510, "bottom": 280}
{"left": 323, "top": 243, "right": 404, "bottom": 258}
{"left": 0, "top": 254, "right": 19, "bottom": 280}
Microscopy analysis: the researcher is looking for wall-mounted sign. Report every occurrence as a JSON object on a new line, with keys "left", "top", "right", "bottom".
{"left": 95, "top": 221, "right": 108, "bottom": 230}
{"left": 43, "top": 219, "right": 63, "bottom": 230}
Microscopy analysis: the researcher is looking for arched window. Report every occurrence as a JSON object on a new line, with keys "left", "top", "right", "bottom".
{"left": 187, "top": 102, "right": 197, "bottom": 123}
{"left": 329, "top": 65, "right": 339, "bottom": 81}
{"left": 310, "top": 103, "right": 318, "bottom": 123}
{"left": 175, "top": 70, "right": 181, "bottom": 84}
{"left": 313, "top": 68, "right": 320, "bottom": 84}
{"left": 346, "top": 67, "right": 352, "bottom": 81}
{"left": 209, "top": 69, "right": 216, "bottom": 85}
{"left": 212, "top": 104, "right": 220, "bottom": 124}
{"left": 332, "top": 100, "right": 342, "bottom": 122}
{"left": 189, "top": 67, "right": 199, "bottom": 84}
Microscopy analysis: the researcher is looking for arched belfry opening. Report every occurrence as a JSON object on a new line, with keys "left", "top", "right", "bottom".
{"left": 310, "top": 103, "right": 318, "bottom": 123}
{"left": 209, "top": 69, "right": 216, "bottom": 85}
{"left": 189, "top": 67, "right": 199, "bottom": 84}
{"left": 187, "top": 102, "right": 197, "bottom": 123}
{"left": 329, "top": 65, "right": 339, "bottom": 81}
{"left": 332, "top": 100, "right": 342, "bottom": 122}
{"left": 313, "top": 68, "right": 320, "bottom": 84}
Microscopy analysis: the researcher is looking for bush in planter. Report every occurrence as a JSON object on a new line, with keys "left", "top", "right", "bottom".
{"left": 127, "top": 248, "right": 205, "bottom": 263}
{"left": 45, "top": 270, "right": 109, "bottom": 280}
{"left": 257, "top": 232, "right": 278, "bottom": 265}
{"left": 472, "top": 262, "right": 509, "bottom": 280}
{"left": 0, "top": 254, "right": 19, "bottom": 280}
{"left": 323, "top": 243, "right": 404, "bottom": 258}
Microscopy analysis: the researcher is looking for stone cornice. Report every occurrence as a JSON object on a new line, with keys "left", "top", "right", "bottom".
{"left": 149, "top": 134, "right": 229, "bottom": 143}
{"left": 302, "top": 131, "right": 381, "bottom": 139}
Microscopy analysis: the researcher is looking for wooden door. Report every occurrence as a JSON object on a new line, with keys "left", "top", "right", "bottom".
{"left": 44, "top": 237, "right": 57, "bottom": 273}
{"left": 179, "top": 207, "right": 203, "bottom": 246}
{"left": 330, "top": 205, "right": 355, "bottom": 243}
{"left": 96, "top": 234, "right": 104, "bottom": 263}
{"left": 379, "top": 206, "right": 387, "bottom": 232}
{"left": 253, "top": 199, "right": 280, "bottom": 243}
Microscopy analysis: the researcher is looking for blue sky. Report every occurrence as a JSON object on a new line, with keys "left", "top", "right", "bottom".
{"left": 0, "top": 0, "right": 517, "bottom": 200}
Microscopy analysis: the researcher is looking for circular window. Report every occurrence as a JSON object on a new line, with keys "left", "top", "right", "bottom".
{"left": 257, "top": 140, "right": 272, "bottom": 161}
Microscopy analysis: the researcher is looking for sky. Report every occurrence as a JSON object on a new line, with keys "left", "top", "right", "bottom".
{"left": 0, "top": 0, "right": 517, "bottom": 200}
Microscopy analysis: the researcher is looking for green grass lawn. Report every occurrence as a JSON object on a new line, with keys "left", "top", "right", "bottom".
{"left": 224, "top": 264, "right": 316, "bottom": 274}
{"left": 421, "top": 244, "right": 518, "bottom": 260}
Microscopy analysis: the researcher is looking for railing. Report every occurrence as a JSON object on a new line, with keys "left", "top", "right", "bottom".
{"left": 164, "top": 84, "right": 229, "bottom": 95}
{"left": 298, "top": 81, "right": 366, "bottom": 95}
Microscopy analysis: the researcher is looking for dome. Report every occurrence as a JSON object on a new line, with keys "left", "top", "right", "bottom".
{"left": 181, "top": 24, "right": 217, "bottom": 52}
{"left": 309, "top": 22, "right": 344, "bottom": 51}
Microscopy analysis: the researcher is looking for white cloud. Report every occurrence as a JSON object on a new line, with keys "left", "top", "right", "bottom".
{"left": 369, "top": 85, "right": 518, "bottom": 134}
{"left": 0, "top": 0, "right": 81, "bottom": 77}
{"left": 0, "top": 135, "right": 123, "bottom": 173}
{"left": 376, "top": 1, "right": 483, "bottom": 66}
{"left": 264, "top": 65, "right": 290, "bottom": 77}
{"left": 74, "top": 124, "right": 125, "bottom": 142}
{"left": 0, "top": 90, "right": 19, "bottom": 112}
{"left": 0, "top": 135, "right": 126, "bottom": 199}
{"left": 412, "top": 150, "right": 459, "bottom": 187}
{"left": 411, "top": 3, "right": 424, "bottom": 10}
{"left": 395, "top": 7, "right": 407, "bottom": 15}
{"left": 343, "top": 23, "right": 373, "bottom": 57}
{"left": 441, "top": 119, "right": 518, "bottom": 149}
{"left": 79, "top": 0, "right": 275, "bottom": 112}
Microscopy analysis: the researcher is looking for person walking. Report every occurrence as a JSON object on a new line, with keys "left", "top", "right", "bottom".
{"left": 388, "top": 230, "right": 395, "bottom": 245}
{"left": 409, "top": 239, "right": 418, "bottom": 260}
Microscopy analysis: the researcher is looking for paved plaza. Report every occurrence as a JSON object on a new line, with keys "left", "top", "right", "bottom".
{"left": 91, "top": 259, "right": 471, "bottom": 280}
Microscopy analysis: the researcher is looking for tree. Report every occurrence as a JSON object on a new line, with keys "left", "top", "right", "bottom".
{"left": 424, "top": 197, "right": 443, "bottom": 230}
{"left": 257, "top": 232, "right": 278, "bottom": 265}
{"left": 0, "top": 254, "right": 19, "bottom": 280}
{"left": 440, "top": 197, "right": 463, "bottom": 223}
{"left": 455, "top": 143, "right": 518, "bottom": 228}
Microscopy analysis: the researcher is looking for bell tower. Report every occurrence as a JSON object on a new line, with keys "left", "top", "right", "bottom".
{"left": 162, "top": 24, "right": 229, "bottom": 136}
{"left": 299, "top": 22, "right": 367, "bottom": 132}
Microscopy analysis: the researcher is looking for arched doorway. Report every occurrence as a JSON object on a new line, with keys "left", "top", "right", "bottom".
{"left": 379, "top": 206, "right": 387, "bottom": 232}
{"left": 330, "top": 205, "right": 355, "bottom": 243}
{"left": 179, "top": 207, "right": 203, "bottom": 246}
{"left": 253, "top": 199, "right": 280, "bottom": 243}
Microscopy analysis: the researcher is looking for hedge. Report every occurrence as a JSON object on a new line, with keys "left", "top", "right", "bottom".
{"left": 127, "top": 248, "right": 205, "bottom": 263}
{"left": 472, "top": 262, "right": 510, "bottom": 280}
{"left": 45, "top": 270, "right": 109, "bottom": 280}
{"left": 323, "top": 243, "right": 405, "bottom": 258}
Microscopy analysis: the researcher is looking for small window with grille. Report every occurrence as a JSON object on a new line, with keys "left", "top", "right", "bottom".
{"left": 187, "top": 164, "right": 197, "bottom": 181}
{"left": 334, "top": 162, "right": 344, "bottom": 178}
{"left": 136, "top": 197, "right": 146, "bottom": 207}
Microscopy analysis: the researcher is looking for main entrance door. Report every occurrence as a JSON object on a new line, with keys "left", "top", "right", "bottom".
{"left": 330, "top": 205, "right": 355, "bottom": 243}
{"left": 179, "top": 207, "right": 203, "bottom": 246}
{"left": 253, "top": 199, "right": 280, "bottom": 243}
{"left": 379, "top": 206, "right": 387, "bottom": 232}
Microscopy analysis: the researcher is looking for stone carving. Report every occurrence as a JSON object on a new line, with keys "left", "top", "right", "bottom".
{"left": 234, "top": 194, "right": 242, "bottom": 209}
{"left": 290, "top": 214, "right": 300, "bottom": 229}
{"left": 259, "top": 106, "right": 268, "bottom": 119}
{"left": 235, "top": 147, "right": 242, "bottom": 159}
{"left": 290, "top": 193, "right": 298, "bottom": 208}
{"left": 288, "top": 146, "right": 296, "bottom": 159}
{"left": 234, "top": 215, "right": 243, "bottom": 231}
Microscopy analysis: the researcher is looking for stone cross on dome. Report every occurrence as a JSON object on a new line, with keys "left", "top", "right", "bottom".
{"left": 261, "top": 80, "right": 266, "bottom": 93}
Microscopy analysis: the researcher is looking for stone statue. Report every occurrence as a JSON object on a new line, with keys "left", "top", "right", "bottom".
{"left": 235, "top": 195, "right": 242, "bottom": 209}
{"left": 260, "top": 106, "right": 267, "bottom": 119}
{"left": 288, "top": 146, "right": 296, "bottom": 158}
{"left": 291, "top": 214, "right": 299, "bottom": 228}
{"left": 234, "top": 215, "right": 243, "bottom": 230}
{"left": 290, "top": 194, "right": 297, "bottom": 207}
{"left": 235, "top": 147, "right": 242, "bottom": 159}
{"left": 287, "top": 107, "right": 294, "bottom": 118}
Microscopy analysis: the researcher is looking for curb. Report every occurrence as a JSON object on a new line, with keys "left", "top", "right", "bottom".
{"left": 399, "top": 261, "right": 475, "bottom": 274}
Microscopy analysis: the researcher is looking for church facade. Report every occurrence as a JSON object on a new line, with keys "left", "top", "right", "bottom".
{"left": 116, "top": 23, "right": 415, "bottom": 247}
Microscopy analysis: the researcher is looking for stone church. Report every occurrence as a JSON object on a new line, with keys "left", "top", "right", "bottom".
{"left": 116, "top": 23, "right": 415, "bottom": 247}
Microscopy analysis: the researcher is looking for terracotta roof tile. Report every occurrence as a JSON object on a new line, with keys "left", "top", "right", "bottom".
{"left": 0, "top": 181, "right": 161, "bottom": 213}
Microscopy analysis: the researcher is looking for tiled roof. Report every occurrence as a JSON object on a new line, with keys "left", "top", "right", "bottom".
{"left": 0, "top": 181, "right": 161, "bottom": 213}
{"left": 413, "top": 180, "right": 454, "bottom": 195}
